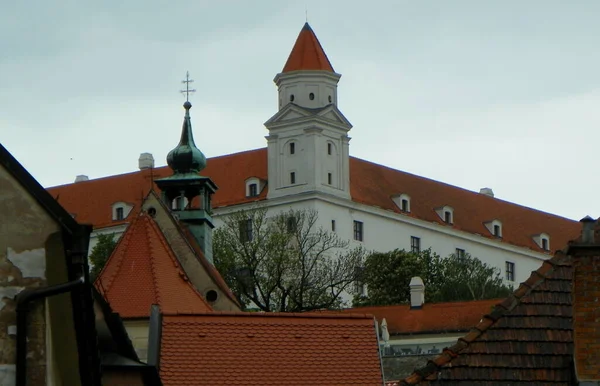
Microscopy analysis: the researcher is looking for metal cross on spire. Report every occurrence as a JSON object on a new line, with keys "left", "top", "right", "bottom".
{"left": 180, "top": 71, "right": 196, "bottom": 102}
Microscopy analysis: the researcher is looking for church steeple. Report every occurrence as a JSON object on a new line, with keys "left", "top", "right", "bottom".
{"left": 166, "top": 101, "right": 207, "bottom": 174}
{"left": 155, "top": 73, "right": 218, "bottom": 263}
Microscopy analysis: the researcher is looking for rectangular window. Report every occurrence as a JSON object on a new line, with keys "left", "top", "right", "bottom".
{"left": 327, "top": 143, "right": 332, "bottom": 155}
{"left": 494, "top": 224, "right": 501, "bottom": 237}
{"left": 331, "top": 220, "right": 336, "bottom": 232}
{"left": 401, "top": 199, "right": 409, "bottom": 212}
{"left": 353, "top": 220, "right": 364, "bottom": 242}
{"left": 289, "top": 142, "right": 295, "bottom": 155}
{"left": 506, "top": 261, "right": 515, "bottom": 281}
{"left": 286, "top": 216, "right": 297, "bottom": 233}
{"left": 456, "top": 248, "right": 465, "bottom": 258}
{"left": 239, "top": 219, "right": 253, "bottom": 242}
{"left": 248, "top": 183, "right": 258, "bottom": 197}
{"left": 444, "top": 211, "right": 452, "bottom": 224}
{"left": 353, "top": 266, "right": 365, "bottom": 295}
{"left": 411, "top": 236, "right": 421, "bottom": 253}
{"left": 115, "top": 207, "right": 124, "bottom": 221}
{"left": 327, "top": 173, "right": 332, "bottom": 185}
{"left": 542, "top": 238, "right": 548, "bottom": 251}
{"left": 290, "top": 172, "right": 296, "bottom": 184}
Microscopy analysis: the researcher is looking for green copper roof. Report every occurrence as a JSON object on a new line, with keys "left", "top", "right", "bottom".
{"left": 166, "top": 101, "right": 207, "bottom": 174}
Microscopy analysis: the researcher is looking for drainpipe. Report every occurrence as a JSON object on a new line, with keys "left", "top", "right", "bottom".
{"left": 15, "top": 276, "right": 85, "bottom": 386}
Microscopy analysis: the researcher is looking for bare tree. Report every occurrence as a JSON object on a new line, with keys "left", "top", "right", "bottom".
{"left": 213, "top": 207, "right": 366, "bottom": 312}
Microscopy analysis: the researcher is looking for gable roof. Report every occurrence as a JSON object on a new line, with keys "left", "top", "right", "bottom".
{"left": 159, "top": 311, "right": 383, "bottom": 385}
{"left": 46, "top": 148, "right": 580, "bottom": 254}
{"left": 282, "top": 22, "right": 335, "bottom": 73}
{"left": 398, "top": 250, "right": 575, "bottom": 385}
{"left": 96, "top": 211, "right": 213, "bottom": 318}
{"left": 340, "top": 299, "right": 502, "bottom": 335}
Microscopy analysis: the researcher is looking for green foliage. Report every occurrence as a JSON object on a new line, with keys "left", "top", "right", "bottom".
{"left": 213, "top": 207, "right": 366, "bottom": 312}
{"left": 89, "top": 233, "right": 117, "bottom": 282}
{"left": 354, "top": 249, "right": 513, "bottom": 306}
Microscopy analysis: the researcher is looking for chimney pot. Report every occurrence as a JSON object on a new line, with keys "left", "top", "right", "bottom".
{"left": 139, "top": 152, "right": 155, "bottom": 170}
{"left": 479, "top": 187, "right": 494, "bottom": 197}
{"left": 580, "top": 216, "right": 596, "bottom": 244}
{"left": 409, "top": 276, "right": 425, "bottom": 309}
{"left": 74, "top": 175, "right": 89, "bottom": 183}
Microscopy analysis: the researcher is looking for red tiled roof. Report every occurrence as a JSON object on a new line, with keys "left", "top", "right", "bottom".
{"left": 95, "top": 212, "right": 212, "bottom": 318}
{"left": 159, "top": 312, "right": 383, "bottom": 385}
{"left": 399, "top": 250, "right": 575, "bottom": 385}
{"left": 340, "top": 299, "right": 502, "bottom": 335}
{"left": 47, "top": 148, "right": 580, "bottom": 254}
{"left": 282, "top": 22, "right": 335, "bottom": 73}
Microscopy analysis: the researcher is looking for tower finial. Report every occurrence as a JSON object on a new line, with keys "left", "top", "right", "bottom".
{"left": 305, "top": 6, "right": 308, "bottom": 23}
{"left": 180, "top": 71, "right": 196, "bottom": 102}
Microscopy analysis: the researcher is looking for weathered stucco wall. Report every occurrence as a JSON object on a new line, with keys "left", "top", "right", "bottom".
{"left": 0, "top": 167, "right": 80, "bottom": 385}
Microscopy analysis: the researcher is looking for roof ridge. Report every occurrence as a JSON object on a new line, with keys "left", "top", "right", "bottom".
{"left": 143, "top": 214, "right": 161, "bottom": 308}
{"left": 399, "top": 249, "right": 572, "bottom": 385}
{"left": 162, "top": 310, "right": 376, "bottom": 319}
{"left": 145, "top": 214, "right": 212, "bottom": 311}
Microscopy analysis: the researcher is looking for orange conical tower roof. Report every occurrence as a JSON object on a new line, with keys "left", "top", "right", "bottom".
{"left": 282, "top": 23, "right": 335, "bottom": 73}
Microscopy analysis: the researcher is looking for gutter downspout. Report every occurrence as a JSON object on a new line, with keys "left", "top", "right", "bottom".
{"left": 15, "top": 276, "right": 85, "bottom": 386}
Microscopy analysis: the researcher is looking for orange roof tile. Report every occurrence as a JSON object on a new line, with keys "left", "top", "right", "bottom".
{"left": 282, "top": 22, "right": 335, "bottom": 73}
{"left": 95, "top": 212, "right": 212, "bottom": 318}
{"left": 47, "top": 148, "right": 580, "bottom": 254}
{"left": 159, "top": 312, "right": 383, "bottom": 385}
{"left": 339, "top": 299, "right": 502, "bottom": 335}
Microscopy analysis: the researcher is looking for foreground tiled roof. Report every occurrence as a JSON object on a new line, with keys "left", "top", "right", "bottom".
{"left": 96, "top": 212, "right": 212, "bottom": 318}
{"left": 340, "top": 299, "right": 502, "bottom": 335}
{"left": 46, "top": 148, "right": 580, "bottom": 253}
{"left": 282, "top": 22, "right": 335, "bottom": 73}
{"left": 159, "top": 312, "right": 383, "bottom": 385}
{"left": 399, "top": 250, "right": 575, "bottom": 385}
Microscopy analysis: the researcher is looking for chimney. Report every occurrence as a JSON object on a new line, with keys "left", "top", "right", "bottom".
{"left": 409, "top": 276, "right": 424, "bottom": 309}
{"left": 479, "top": 187, "right": 494, "bottom": 198}
{"left": 74, "top": 175, "right": 89, "bottom": 183}
{"left": 139, "top": 153, "right": 155, "bottom": 170}
{"left": 569, "top": 216, "right": 600, "bottom": 382}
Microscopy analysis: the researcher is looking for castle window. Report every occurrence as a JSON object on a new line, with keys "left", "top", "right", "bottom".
{"left": 289, "top": 142, "right": 295, "bottom": 155}
{"left": 239, "top": 219, "right": 253, "bottom": 242}
{"left": 331, "top": 220, "right": 336, "bottom": 232}
{"left": 328, "top": 95, "right": 332, "bottom": 103}
{"left": 286, "top": 216, "right": 297, "bottom": 233}
{"left": 248, "top": 183, "right": 258, "bottom": 197}
{"left": 290, "top": 172, "right": 296, "bottom": 184}
{"left": 542, "top": 238, "right": 548, "bottom": 250}
{"left": 327, "top": 143, "right": 332, "bottom": 155}
{"left": 115, "top": 207, "right": 124, "bottom": 221}
{"left": 411, "top": 236, "right": 421, "bottom": 253}
{"left": 309, "top": 92, "right": 315, "bottom": 100}
{"left": 444, "top": 211, "right": 452, "bottom": 224}
{"left": 328, "top": 173, "right": 332, "bottom": 185}
{"left": 505, "top": 261, "right": 515, "bottom": 281}
{"left": 353, "top": 221, "right": 364, "bottom": 242}
{"left": 494, "top": 224, "right": 501, "bottom": 237}
{"left": 456, "top": 248, "right": 465, "bottom": 258}
{"left": 290, "top": 94, "right": 295, "bottom": 102}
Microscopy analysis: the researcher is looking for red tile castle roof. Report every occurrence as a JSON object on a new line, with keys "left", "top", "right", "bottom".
{"left": 282, "top": 22, "right": 335, "bottom": 73}
{"left": 47, "top": 148, "right": 580, "bottom": 253}
{"left": 95, "top": 212, "right": 212, "bottom": 318}
{"left": 159, "top": 312, "right": 383, "bottom": 385}
{"left": 340, "top": 298, "right": 502, "bottom": 335}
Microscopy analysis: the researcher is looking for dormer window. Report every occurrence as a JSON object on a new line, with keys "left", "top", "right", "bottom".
{"left": 112, "top": 202, "right": 133, "bottom": 221}
{"left": 435, "top": 205, "right": 454, "bottom": 224}
{"left": 484, "top": 219, "right": 503, "bottom": 238}
{"left": 392, "top": 193, "right": 411, "bottom": 213}
{"left": 533, "top": 233, "right": 550, "bottom": 251}
{"left": 248, "top": 183, "right": 258, "bottom": 197}
{"left": 245, "top": 177, "right": 264, "bottom": 198}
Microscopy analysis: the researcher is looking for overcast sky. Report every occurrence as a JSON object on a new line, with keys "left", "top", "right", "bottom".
{"left": 1, "top": 1, "right": 599, "bottom": 221}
